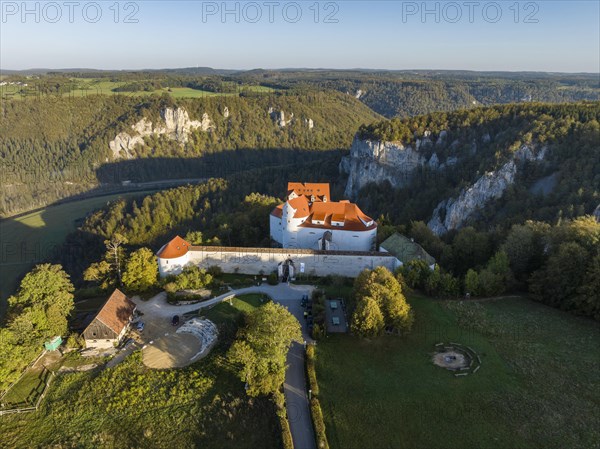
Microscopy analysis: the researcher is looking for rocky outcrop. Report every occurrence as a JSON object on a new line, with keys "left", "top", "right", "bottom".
{"left": 340, "top": 137, "right": 430, "bottom": 199}
{"left": 109, "top": 107, "right": 213, "bottom": 159}
{"left": 427, "top": 145, "right": 548, "bottom": 235}
{"left": 269, "top": 108, "right": 294, "bottom": 127}
{"left": 223, "top": 106, "right": 229, "bottom": 118}
{"left": 304, "top": 118, "right": 314, "bottom": 129}
{"left": 593, "top": 204, "right": 600, "bottom": 223}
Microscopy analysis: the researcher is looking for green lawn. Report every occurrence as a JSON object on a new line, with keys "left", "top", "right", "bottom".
{"left": 0, "top": 367, "right": 51, "bottom": 408}
{"left": 0, "top": 191, "right": 157, "bottom": 318}
{"left": 200, "top": 293, "right": 268, "bottom": 331}
{"left": 315, "top": 295, "right": 600, "bottom": 449}
{"left": 2, "top": 79, "right": 277, "bottom": 100}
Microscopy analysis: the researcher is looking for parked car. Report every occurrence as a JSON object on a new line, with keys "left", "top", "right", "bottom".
{"left": 123, "top": 338, "right": 135, "bottom": 349}
{"left": 136, "top": 321, "right": 145, "bottom": 332}
{"left": 172, "top": 315, "right": 180, "bottom": 326}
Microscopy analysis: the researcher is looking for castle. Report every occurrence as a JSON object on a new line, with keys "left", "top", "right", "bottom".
{"left": 269, "top": 182, "right": 377, "bottom": 252}
{"left": 156, "top": 182, "right": 397, "bottom": 279}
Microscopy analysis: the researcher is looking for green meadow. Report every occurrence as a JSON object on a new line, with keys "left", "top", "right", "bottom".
{"left": 0, "top": 191, "right": 157, "bottom": 317}
{"left": 1, "top": 78, "right": 276, "bottom": 100}
{"left": 315, "top": 295, "right": 600, "bottom": 449}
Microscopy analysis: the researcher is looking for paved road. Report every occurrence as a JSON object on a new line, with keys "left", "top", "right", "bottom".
{"left": 132, "top": 284, "right": 317, "bottom": 449}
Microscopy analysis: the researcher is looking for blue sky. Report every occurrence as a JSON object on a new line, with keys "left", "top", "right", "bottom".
{"left": 1, "top": 1, "right": 599, "bottom": 72}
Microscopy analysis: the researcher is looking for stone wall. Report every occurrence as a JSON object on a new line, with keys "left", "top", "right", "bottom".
{"left": 159, "top": 246, "right": 400, "bottom": 278}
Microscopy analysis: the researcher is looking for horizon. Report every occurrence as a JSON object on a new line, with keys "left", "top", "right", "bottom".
{"left": 3, "top": 66, "right": 600, "bottom": 75}
{"left": 1, "top": 1, "right": 599, "bottom": 73}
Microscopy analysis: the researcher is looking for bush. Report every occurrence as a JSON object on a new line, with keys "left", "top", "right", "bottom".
{"left": 65, "top": 332, "right": 84, "bottom": 349}
{"left": 207, "top": 265, "right": 223, "bottom": 277}
{"left": 310, "top": 398, "right": 330, "bottom": 449}
{"left": 311, "top": 323, "right": 325, "bottom": 340}
{"left": 305, "top": 344, "right": 319, "bottom": 395}
{"left": 267, "top": 272, "right": 279, "bottom": 285}
{"left": 279, "top": 413, "right": 294, "bottom": 449}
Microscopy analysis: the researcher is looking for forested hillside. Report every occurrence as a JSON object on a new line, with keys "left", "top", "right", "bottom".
{"left": 350, "top": 102, "right": 600, "bottom": 229}
{"left": 0, "top": 91, "right": 380, "bottom": 216}
{"left": 237, "top": 70, "right": 600, "bottom": 117}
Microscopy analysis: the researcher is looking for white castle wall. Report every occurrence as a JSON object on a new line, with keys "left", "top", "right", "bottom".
{"left": 158, "top": 252, "right": 190, "bottom": 276}
{"left": 159, "top": 246, "right": 400, "bottom": 278}
{"left": 270, "top": 214, "right": 283, "bottom": 244}
{"left": 292, "top": 226, "right": 376, "bottom": 252}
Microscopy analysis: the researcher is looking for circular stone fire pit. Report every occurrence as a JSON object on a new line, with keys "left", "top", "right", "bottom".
{"left": 432, "top": 343, "right": 481, "bottom": 376}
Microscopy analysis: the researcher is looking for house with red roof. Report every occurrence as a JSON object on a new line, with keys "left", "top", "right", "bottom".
{"left": 270, "top": 182, "right": 377, "bottom": 251}
{"left": 82, "top": 289, "right": 136, "bottom": 349}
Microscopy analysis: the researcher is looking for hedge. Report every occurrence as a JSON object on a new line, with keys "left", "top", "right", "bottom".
{"left": 305, "top": 344, "right": 329, "bottom": 449}
{"left": 306, "top": 345, "right": 319, "bottom": 396}
{"left": 310, "top": 398, "right": 329, "bottom": 449}
{"left": 279, "top": 413, "right": 294, "bottom": 449}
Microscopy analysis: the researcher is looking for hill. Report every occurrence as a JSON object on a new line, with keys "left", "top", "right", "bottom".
{"left": 0, "top": 92, "right": 381, "bottom": 216}
{"left": 342, "top": 102, "right": 600, "bottom": 231}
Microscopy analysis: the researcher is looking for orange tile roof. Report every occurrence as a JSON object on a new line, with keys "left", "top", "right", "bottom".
{"left": 157, "top": 235, "right": 190, "bottom": 259}
{"left": 86, "top": 289, "right": 136, "bottom": 335}
{"left": 270, "top": 198, "right": 376, "bottom": 232}
{"left": 302, "top": 201, "right": 376, "bottom": 231}
{"left": 287, "top": 182, "right": 330, "bottom": 200}
{"left": 288, "top": 195, "right": 310, "bottom": 218}
{"left": 272, "top": 204, "right": 283, "bottom": 218}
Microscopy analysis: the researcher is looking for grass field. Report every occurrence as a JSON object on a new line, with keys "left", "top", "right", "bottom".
{"left": 0, "top": 191, "right": 157, "bottom": 318}
{"left": 315, "top": 295, "right": 600, "bottom": 449}
{"left": 1, "top": 78, "right": 276, "bottom": 100}
{"left": 0, "top": 367, "right": 50, "bottom": 408}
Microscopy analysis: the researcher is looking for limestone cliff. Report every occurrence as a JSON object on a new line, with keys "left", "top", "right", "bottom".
{"left": 340, "top": 137, "right": 437, "bottom": 198}
{"left": 109, "top": 107, "right": 214, "bottom": 159}
{"left": 427, "top": 145, "right": 547, "bottom": 235}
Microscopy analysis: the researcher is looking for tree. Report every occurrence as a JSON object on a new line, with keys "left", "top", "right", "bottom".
{"left": 83, "top": 260, "right": 114, "bottom": 290}
{"left": 105, "top": 233, "right": 128, "bottom": 285}
{"left": 464, "top": 269, "right": 480, "bottom": 296}
{"left": 399, "top": 259, "right": 431, "bottom": 290}
{"left": 122, "top": 247, "right": 158, "bottom": 292}
{"left": 576, "top": 252, "right": 600, "bottom": 320}
{"left": 7, "top": 264, "right": 74, "bottom": 340}
{"left": 184, "top": 230, "right": 203, "bottom": 245}
{"left": 529, "top": 242, "right": 589, "bottom": 308}
{"left": 478, "top": 251, "right": 514, "bottom": 297}
{"left": 353, "top": 267, "right": 414, "bottom": 335}
{"left": 501, "top": 221, "right": 549, "bottom": 280}
{"left": 228, "top": 302, "right": 302, "bottom": 397}
{"left": 351, "top": 296, "right": 385, "bottom": 338}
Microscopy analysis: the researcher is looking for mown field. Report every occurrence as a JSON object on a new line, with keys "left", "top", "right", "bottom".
{"left": 0, "top": 191, "right": 158, "bottom": 317}
{"left": 315, "top": 295, "right": 600, "bottom": 449}
{"left": 0, "top": 78, "right": 277, "bottom": 100}
{"left": 0, "top": 294, "right": 281, "bottom": 448}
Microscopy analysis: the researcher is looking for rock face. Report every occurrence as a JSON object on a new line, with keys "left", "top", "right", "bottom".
{"left": 109, "top": 107, "right": 213, "bottom": 159}
{"left": 340, "top": 137, "right": 429, "bottom": 199}
{"left": 427, "top": 145, "right": 547, "bottom": 235}
{"left": 269, "top": 108, "right": 294, "bottom": 127}
{"left": 593, "top": 204, "right": 600, "bottom": 223}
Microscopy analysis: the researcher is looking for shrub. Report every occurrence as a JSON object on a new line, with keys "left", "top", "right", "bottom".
{"left": 65, "top": 332, "right": 83, "bottom": 349}
{"left": 279, "top": 413, "right": 294, "bottom": 449}
{"left": 267, "top": 272, "right": 279, "bottom": 285}
{"left": 311, "top": 323, "right": 325, "bottom": 340}
{"left": 207, "top": 265, "right": 223, "bottom": 277}
{"left": 310, "top": 398, "right": 330, "bottom": 449}
{"left": 305, "top": 344, "right": 319, "bottom": 395}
